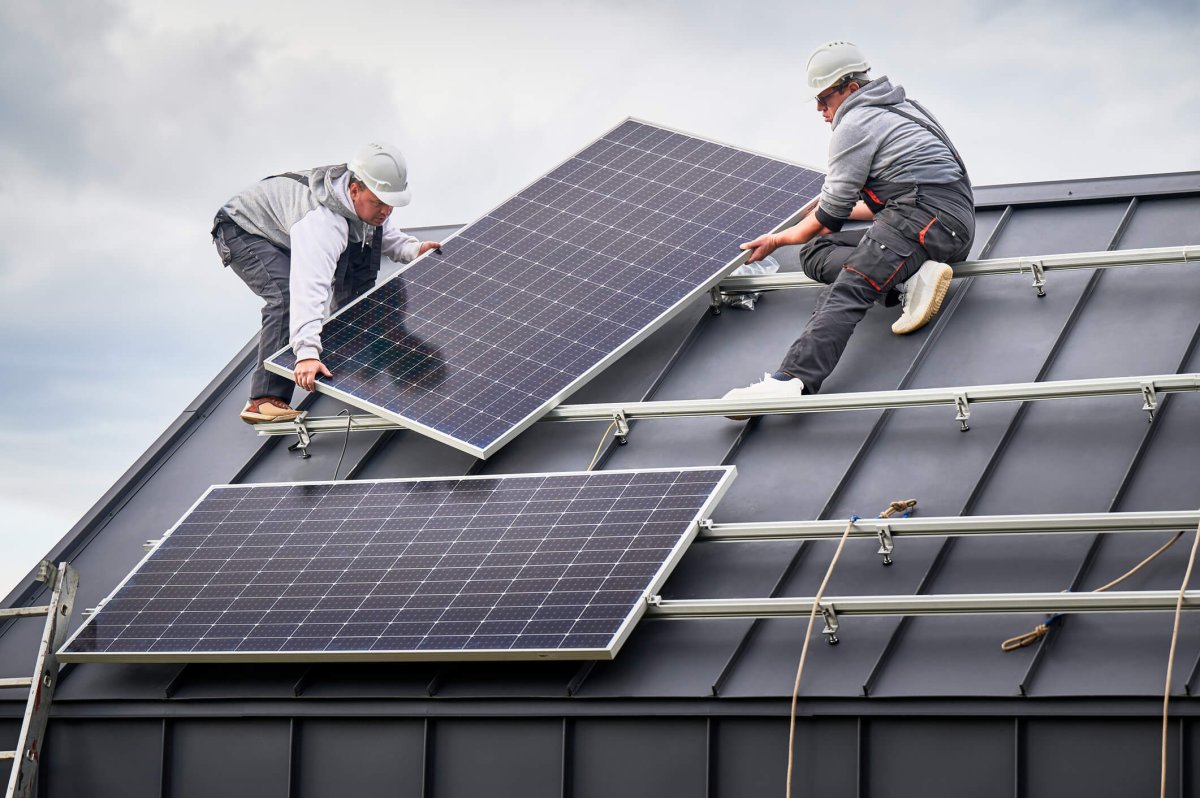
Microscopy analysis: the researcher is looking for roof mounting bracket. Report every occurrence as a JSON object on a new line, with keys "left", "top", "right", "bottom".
{"left": 876, "top": 524, "right": 894, "bottom": 566}
{"left": 143, "top": 539, "right": 162, "bottom": 552}
{"left": 612, "top": 411, "right": 630, "bottom": 446}
{"left": 953, "top": 393, "right": 971, "bottom": 432}
{"left": 698, "top": 518, "right": 715, "bottom": 533}
{"left": 1140, "top": 382, "right": 1158, "bottom": 423}
{"left": 1026, "top": 259, "right": 1047, "bottom": 297}
{"left": 820, "top": 604, "right": 840, "bottom": 645}
{"left": 709, "top": 286, "right": 723, "bottom": 316}
{"left": 285, "top": 413, "right": 313, "bottom": 459}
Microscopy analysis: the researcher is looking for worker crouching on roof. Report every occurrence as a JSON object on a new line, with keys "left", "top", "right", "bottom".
{"left": 725, "top": 42, "right": 975, "bottom": 406}
{"left": 212, "top": 143, "right": 442, "bottom": 424}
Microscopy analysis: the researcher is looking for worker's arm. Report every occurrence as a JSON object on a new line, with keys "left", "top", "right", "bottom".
{"left": 289, "top": 208, "right": 347, "bottom": 391}
{"left": 849, "top": 200, "right": 875, "bottom": 221}
{"left": 381, "top": 217, "right": 441, "bottom": 262}
{"left": 739, "top": 201, "right": 874, "bottom": 263}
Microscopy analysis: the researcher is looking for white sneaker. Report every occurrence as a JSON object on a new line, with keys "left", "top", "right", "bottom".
{"left": 892, "top": 260, "right": 954, "bottom": 334}
{"left": 721, "top": 373, "right": 806, "bottom": 420}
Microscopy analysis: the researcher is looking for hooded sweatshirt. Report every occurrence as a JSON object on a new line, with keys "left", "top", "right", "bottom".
{"left": 815, "top": 76, "right": 969, "bottom": 232}
{"left": 220, "top": 165, "right": 421, "bottom": 361}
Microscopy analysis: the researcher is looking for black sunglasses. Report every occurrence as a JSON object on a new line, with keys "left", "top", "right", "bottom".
{"left": 815, "top": 79, "right": 853, "bottom": 109}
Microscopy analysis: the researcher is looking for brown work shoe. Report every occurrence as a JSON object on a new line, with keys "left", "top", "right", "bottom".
{"left": 240, "top": 397, "right": 301, "bottom": 424}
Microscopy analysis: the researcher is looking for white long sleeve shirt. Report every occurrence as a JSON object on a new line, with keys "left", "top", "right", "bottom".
{"left": 288, "top": 190, "right": 420, "bottom": 361}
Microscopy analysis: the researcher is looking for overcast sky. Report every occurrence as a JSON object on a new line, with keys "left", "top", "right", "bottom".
{"left": 1, "top": 0, "right": 1197, "bottom": 598}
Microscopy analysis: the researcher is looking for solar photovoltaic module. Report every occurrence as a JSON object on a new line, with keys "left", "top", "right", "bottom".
{"left": 58, "top": 467, "right": 735, "bottom": 663}
{"left": 264, "top": 119, "right": 823, "bottom": 457}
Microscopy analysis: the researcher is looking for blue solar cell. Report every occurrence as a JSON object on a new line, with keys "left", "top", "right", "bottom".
{"left": 263, "top": 121, "right": 822, "bottom": 458}
{"left": 59, "top": 467, "right": 734, "bottom": 662}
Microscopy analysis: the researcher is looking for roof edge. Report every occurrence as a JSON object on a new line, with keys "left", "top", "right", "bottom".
{"left": 974, "top": 170, "right": 1200, "bottom": 208}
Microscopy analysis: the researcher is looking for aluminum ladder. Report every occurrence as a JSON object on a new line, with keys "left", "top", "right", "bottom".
{"left": 1, "top": 561, "right": 78, "bottom": 798}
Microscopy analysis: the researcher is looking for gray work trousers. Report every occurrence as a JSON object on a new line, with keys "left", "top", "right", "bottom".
{"left": 779, "top": 200, "right": 972, "bottom": 394}
{"left": 212, "top": 220, "right": 297, "bottom": 403}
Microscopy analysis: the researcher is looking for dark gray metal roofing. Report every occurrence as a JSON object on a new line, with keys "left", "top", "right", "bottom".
{"left": 3, "top": 182, "right": 1199, "bottom": 712}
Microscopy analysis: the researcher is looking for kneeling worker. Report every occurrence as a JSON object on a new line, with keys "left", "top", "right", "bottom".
{"left": 726, "top": 41, "right": 975, "bottom": 406}
{"left": 212, "top": 142, "right": 442, "bottom": 424}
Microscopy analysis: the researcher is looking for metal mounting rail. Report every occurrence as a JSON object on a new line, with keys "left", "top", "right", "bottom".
{"left": 719, "top": 244, "right": 1200, "bottom": 296}
{"left": 645, "top": 590, "right": 1200, "bottom": 644}
{"left": 254, "top": 373, "right": 1200, "bottom": 447}
{"left": 698, "top": 510, "right": 1200, "bottom": 566}
{"left": 698, "top": 510, "right": 1200, "bottom": 543}
{"left": 646, "top": 590, "right": 1200, "bottom": 619}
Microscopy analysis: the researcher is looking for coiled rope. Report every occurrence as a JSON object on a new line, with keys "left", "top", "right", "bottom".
{"left": 1001, "top": 531, "right": 1185, "bottom": 651}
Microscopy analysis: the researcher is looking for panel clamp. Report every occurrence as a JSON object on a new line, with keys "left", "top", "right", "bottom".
{"left": 876, "top": 524, "right": 894, "bottom": 566}
{"left": 1141, "top": 382, "right": 1158, "bottom": 423}
{"left": 1025, "top": 259, "right": 1047, "bottom": 297}
{"left": 612, "top": 411, "right": 631, "bottom": 445}
{"left": 820, "top": 604, "right": 840, "bottom": 645}
{"left": 286, "top": 413, "right": 313, "bottom": 459}
{"left": 709, "top": 286, "right": 724, "bottom": 315}
{"left": 953, "top": 393, "right": 971, "bottom": 432}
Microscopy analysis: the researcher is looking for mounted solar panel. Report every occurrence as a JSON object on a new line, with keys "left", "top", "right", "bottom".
{"left": 58, "top": 467, "right": 735, "bottom": 663}
{"left": 264, "top": 119, "right": 823, "bottom": 457}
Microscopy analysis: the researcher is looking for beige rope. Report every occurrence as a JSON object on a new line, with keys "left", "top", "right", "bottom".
{"left": 1001, "top": 531, "right": 1185, "bottom": 651}
{"left": 1160, "top": 524, "right": 1199, "bottom": 798}
{"left": 785, "top": 499, "right": 916, "bottom": 798}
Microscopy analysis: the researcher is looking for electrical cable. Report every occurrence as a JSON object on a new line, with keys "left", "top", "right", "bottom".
{"left": 332, "top": 409, "right": 352, "bottom": 481}
{"left": 785, "top": 499, "right": 916, "bottom": 798}
{"left": 587, "top": 421, "right": 617, "bottom": 471}
{"left": 1160, "top": 523, "right": 1199, "bottom": 798}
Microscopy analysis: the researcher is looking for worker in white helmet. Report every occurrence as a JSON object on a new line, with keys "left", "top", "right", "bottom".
{"left": 212, "top": 143, "right": 441, "bottom": 424}
{"left": 725, "top": 42, "right": 975, "bottom": 406}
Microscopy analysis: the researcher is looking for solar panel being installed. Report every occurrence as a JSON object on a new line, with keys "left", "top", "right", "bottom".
{"left": 265, "top": 119, "right": 823, "bottom": 457}
{"left": 58, "top": 467, "right": 735, "bottom": 663}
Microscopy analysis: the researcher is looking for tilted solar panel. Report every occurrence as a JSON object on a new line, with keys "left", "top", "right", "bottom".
{"left": 265, "top": 119, "right": 823, "bottom": 457}
{"left": 59, "top": 467, "right": 735, "bottom": 662}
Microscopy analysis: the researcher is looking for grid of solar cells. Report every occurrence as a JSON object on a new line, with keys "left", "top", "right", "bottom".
{"left": 266, "top": 120, "right": 823, "bottom": 457}
{"left": 60, "top": 468, "right": 734, "bottom": 662}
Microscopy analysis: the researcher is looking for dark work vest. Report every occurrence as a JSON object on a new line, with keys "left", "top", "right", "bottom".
{"left": 273, "top": 172, "right": 384, "bottom": 310}
{"left": 857, "top": 100, "right": 975, "bottom": 232}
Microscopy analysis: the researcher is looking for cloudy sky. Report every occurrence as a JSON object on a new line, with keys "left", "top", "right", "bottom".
{"left": 1, "top": 0, "right": 1197, "bottom": 597}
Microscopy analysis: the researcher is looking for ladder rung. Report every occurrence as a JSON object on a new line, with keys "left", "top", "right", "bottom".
{"left": 0, "top": 677, "right": 34, "bottom": 689}
{"left": 0, "top": 750, "right": 15, "bottom": 761}
{"left": 0, "top": 605, "right": 50, "bottom": 621}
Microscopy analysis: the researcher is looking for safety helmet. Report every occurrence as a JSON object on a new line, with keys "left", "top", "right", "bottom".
{"left": 348, "top": 142, "right": 412, "bottom": 207}
{"left": 805, "top": 41, "right": 871, "bottom": 95}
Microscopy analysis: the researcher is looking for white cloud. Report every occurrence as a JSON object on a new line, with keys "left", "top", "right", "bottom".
{"left": 1, "top": 0, "right": 1197, "bottom": 584}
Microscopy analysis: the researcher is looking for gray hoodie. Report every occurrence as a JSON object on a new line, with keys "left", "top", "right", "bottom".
{"left": 817, "top": 76, "right": 966, "bottom": 227}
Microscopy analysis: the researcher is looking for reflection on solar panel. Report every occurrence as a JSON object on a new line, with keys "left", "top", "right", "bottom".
{"left": 58, "top": 467, "right": 735, "bottom": 663}
{"left": 265, "top": 119, "right": 823, "bottom": 457}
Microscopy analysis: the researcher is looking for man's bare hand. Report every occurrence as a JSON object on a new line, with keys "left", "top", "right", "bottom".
{"left": 294, "top": 358, "right": 332, "bottom": 392}
{"left": 418, "top": 241, "right": 442, "bottom": 256}
{"left": 739, "top": 233, "right": 780, "bottom": 264}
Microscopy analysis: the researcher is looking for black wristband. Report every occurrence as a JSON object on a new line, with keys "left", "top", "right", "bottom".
{"left": 815, "top": 206, "right": 847, "bottom": 232}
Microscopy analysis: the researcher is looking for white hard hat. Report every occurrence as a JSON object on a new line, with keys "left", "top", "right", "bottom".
{"left": 806, "top": 41, "right": 871, "bottom": 95}
{"left": 348, "top": 142, "right": 412, "bottom": 207}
